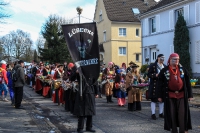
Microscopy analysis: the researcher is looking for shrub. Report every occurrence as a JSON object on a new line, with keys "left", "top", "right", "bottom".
{"left": 140, "top": 64, "right": 148, "bottom": 73}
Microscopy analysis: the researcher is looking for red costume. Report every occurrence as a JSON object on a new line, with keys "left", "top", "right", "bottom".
{"left": 52, "top": 68, "right": 64, "bottom": 105}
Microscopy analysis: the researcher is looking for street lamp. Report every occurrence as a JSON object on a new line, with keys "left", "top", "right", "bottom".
{"left": 76, "top": 6, "right": 83, "bottom": 23}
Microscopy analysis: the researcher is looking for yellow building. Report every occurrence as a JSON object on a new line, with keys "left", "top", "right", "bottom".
{"left": 94, "top": 0, "right": 156, "bottom": 68}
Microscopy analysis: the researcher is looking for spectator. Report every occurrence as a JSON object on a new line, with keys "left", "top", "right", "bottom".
{"left": 14, "top": 60, "right": 25, "bottom": 109}
{"left": 7, "top": 63, "right": 15, "bottom": 105}
{"left": 0, "top": 60, "right": 9, "bottom": 102}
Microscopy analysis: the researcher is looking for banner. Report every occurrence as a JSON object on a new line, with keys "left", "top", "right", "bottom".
{"left": 62, "top": 22, "right": 100, "bottom": 85}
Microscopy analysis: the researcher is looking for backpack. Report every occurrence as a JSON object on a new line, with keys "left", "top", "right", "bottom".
{"left": 11, "top": 67, "right": 19, "bottom": 82}
{"left": 0, "top": 68, "right": 4, "bottom": 84}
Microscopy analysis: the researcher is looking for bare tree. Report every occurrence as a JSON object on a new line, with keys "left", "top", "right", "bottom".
{"left": 0, "top": 0, "right": 10, "bottom": 23}
{"left": 0, "top": 29, "right": 33, "bottom": 61}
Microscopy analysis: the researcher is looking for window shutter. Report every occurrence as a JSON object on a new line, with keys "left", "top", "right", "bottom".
{"left": 195, "top": 2, "right": 200, "bottom": 24}
{"left": 195, "top": 41, "right": 200, "bottom": 63}
{"left": 170, "top": 45, "right": 174, "bottom": 54}
{"left": 145, "top": 18, "right": 149, "bottom": 35}
{"left": 156, "top": 15, "right": 160, "bottom": 32}
{"left": 184, "top": 5, "right": 189, "bottom": 25}
{"left": 169, "top": 10, "right": 174, "bottom": 30}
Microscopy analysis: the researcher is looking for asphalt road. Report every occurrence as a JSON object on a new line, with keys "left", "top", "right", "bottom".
{"left": 0, "top": 85, "right": 200, "bottom": 133}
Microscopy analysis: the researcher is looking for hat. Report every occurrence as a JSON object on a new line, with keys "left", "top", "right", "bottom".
{"left": 132, "top": 63, "right": 139, "bottom": 68}
{"left": 68, "top": 63, "right": 74, "bottom": 68}
{"left": 57, "top": 64, "right": 64, "bottom": 68}
{"left": 122, "top": 63, "right": 126, "bottom": 69}
{"left": 129, "top": 61, "right": 134, "bottom": 65}
{"left": 157, "top": 54, "right": 164, "bottom": 58}
{"left": 45, "top": 63, "right": 49, "bottom": 66}
{"left": 0, "top": 60, "right": 6, "bottom": 64}
{"left": 167, "top": 53, "right": 179, "bottom": 64}
{"left": 108, "top": 62, "right": 113, "bottom": 66}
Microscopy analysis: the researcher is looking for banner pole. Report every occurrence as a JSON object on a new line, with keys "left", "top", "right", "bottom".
{"left": 77, "top": 6, "right": 83, "bottom": 97}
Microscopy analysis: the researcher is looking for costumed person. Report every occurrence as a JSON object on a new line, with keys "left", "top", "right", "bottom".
{"left": 42, "top": 63, "right": 52, "bottom": 98}
{"left": 62, "top": 62, "right": 74, "bottom": 112}
{"left": 0, "top": 60, "right": 9, "bottom": 102}
{"left": 53, "top": 64, "right": 64, "bottom": 105}
{"left": 63, "top": 61, "right": 68, "bottom": 72}
{"left": 31, "top": 62, "right": 38, "bottom": 90}
{"left": 69, "top": 65, "right": 78, "bottom": 114}
{"left": 148, "top": 54, "right": 166, "bottom": 120}
{"left": 7, "top": 63, "right": 15, "bottom": 105}
{"left": 158, "top": 53, "right": 193, "bottom": 133}
{"left": 100, "top": 63, "right": 105, "bottom": 73}
{"left": 35, "top": 63, "right": 44, "bottom": 94}
{"left": 72, "top": 67, "right": 98, "bottom": 133}
{"left": 126, "top": 61, "right": 134, "bottom": 73}
{"left": 114, "top": 69, "right": 126, "bottom": 106}
{"left": 121, "top": 63, "right": 126, "bottom": 75}
{"left": 50, "top": 64, "right": 56, "bottom": 76}
{"left": 126, "top": 63, "right": 143, "bottom": 111}
{"left": 97, "top": 72, "right": 103, "bottom": 98}
{"left": 102, "top": 67, "right": 115, "bottom": 103}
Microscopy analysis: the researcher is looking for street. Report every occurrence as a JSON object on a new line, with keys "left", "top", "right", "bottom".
{"left": 0, "top": 85, "right": 200, "bottom": 133}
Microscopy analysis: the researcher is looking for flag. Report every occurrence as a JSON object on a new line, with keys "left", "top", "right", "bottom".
{"left": 62, "top": 22, "right": 100, "bottom": 85}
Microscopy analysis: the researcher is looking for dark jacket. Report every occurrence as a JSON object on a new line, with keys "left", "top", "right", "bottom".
{"left": 14, "top": 64, "right": 25, "bottom": 87}
{"left": 72, "top": 67, "right": 97, "bottom": 116}
{"left": 157, "top": 65, "right": 193, "bottom": 131}
{"left": 147, "top": 61, "right": 166, "bottom": 100}
{"left": 31, "top": 66, "right": 37, "bottom": 77}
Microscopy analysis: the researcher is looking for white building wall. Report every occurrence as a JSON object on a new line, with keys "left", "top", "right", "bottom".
{"left": 142, "top": 0, "right": 200, "bottom": 76}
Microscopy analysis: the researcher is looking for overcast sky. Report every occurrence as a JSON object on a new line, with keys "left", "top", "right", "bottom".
{"left": 0, "top": 0, "right": 160, "bottom": 46}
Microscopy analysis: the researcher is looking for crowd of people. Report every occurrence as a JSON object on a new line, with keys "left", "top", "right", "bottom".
{"left": 0, "top": 52, "right": 193, "bottom": 133}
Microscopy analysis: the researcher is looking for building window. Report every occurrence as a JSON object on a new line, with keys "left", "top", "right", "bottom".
{"left": 136, "top": 54, "right": 140, "bottom": 62}
{"left": 144, "top": 49, "right": 147, "bottom": 59}
{"left": 119, "top": 28, "right": 126, "bottom": 36}
{"left": 149, "top": 17, "right": 156, "bottom": 33}
{"left": 136, "top": 29, "right": 139, "bottom": 36}
{"left": 132, "top": 8, "right": 140, "bottom": 15}
{"left": 99, "top": 10, "right": 102, "bottom": 21}
{"left": 175, "top": 8, "right": 184, "bottom": 23}
{"left": 103, "top": 31, "right": 106, "bottom": 42}
{"left": 119, "top": 47, "right": 126, "bottom": 55}
{"left": 195, "top": 2, "right": 200, "bottom": 24}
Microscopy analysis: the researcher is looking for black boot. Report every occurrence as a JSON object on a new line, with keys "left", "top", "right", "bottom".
{"left": 128, "top": 103, "right": 131, "bottom": 111}
{"left": 77, "top": 116, "right": 84, "bottom": 132}
{"left": 132, "top": 102, "right": 136, "bottom": 111}
{"left": 128, "top": 103, "right": 133, "bottom": 111}
{"left": 109, "top": 95, "right": 114, "bottom": 103}
{"left": 106, "top": 96, "right": 109, "bottom": 103}
{"left": 136, "top": 101, "right": 141, "bottom": 111}
{"left": 86, "top": 116, "right": 96, "bottom": 132}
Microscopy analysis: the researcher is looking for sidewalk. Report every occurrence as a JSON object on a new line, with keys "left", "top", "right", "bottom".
{"left": 0, "top": 96, "right": 41, "bottom": 133}
{"left": 190, "top": 88, "right": 200, "bottom": 106}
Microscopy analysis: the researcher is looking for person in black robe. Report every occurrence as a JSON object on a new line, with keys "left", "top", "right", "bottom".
{"left": 71, "top": 67, "right": 98, "bottom": 133}
{"left": 147, "top": 54, "right": 166, "bottom": 120}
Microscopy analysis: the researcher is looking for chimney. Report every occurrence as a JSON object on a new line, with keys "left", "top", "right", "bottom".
{"left": 144, "top": 0, "right": 149, "bottom": 6}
